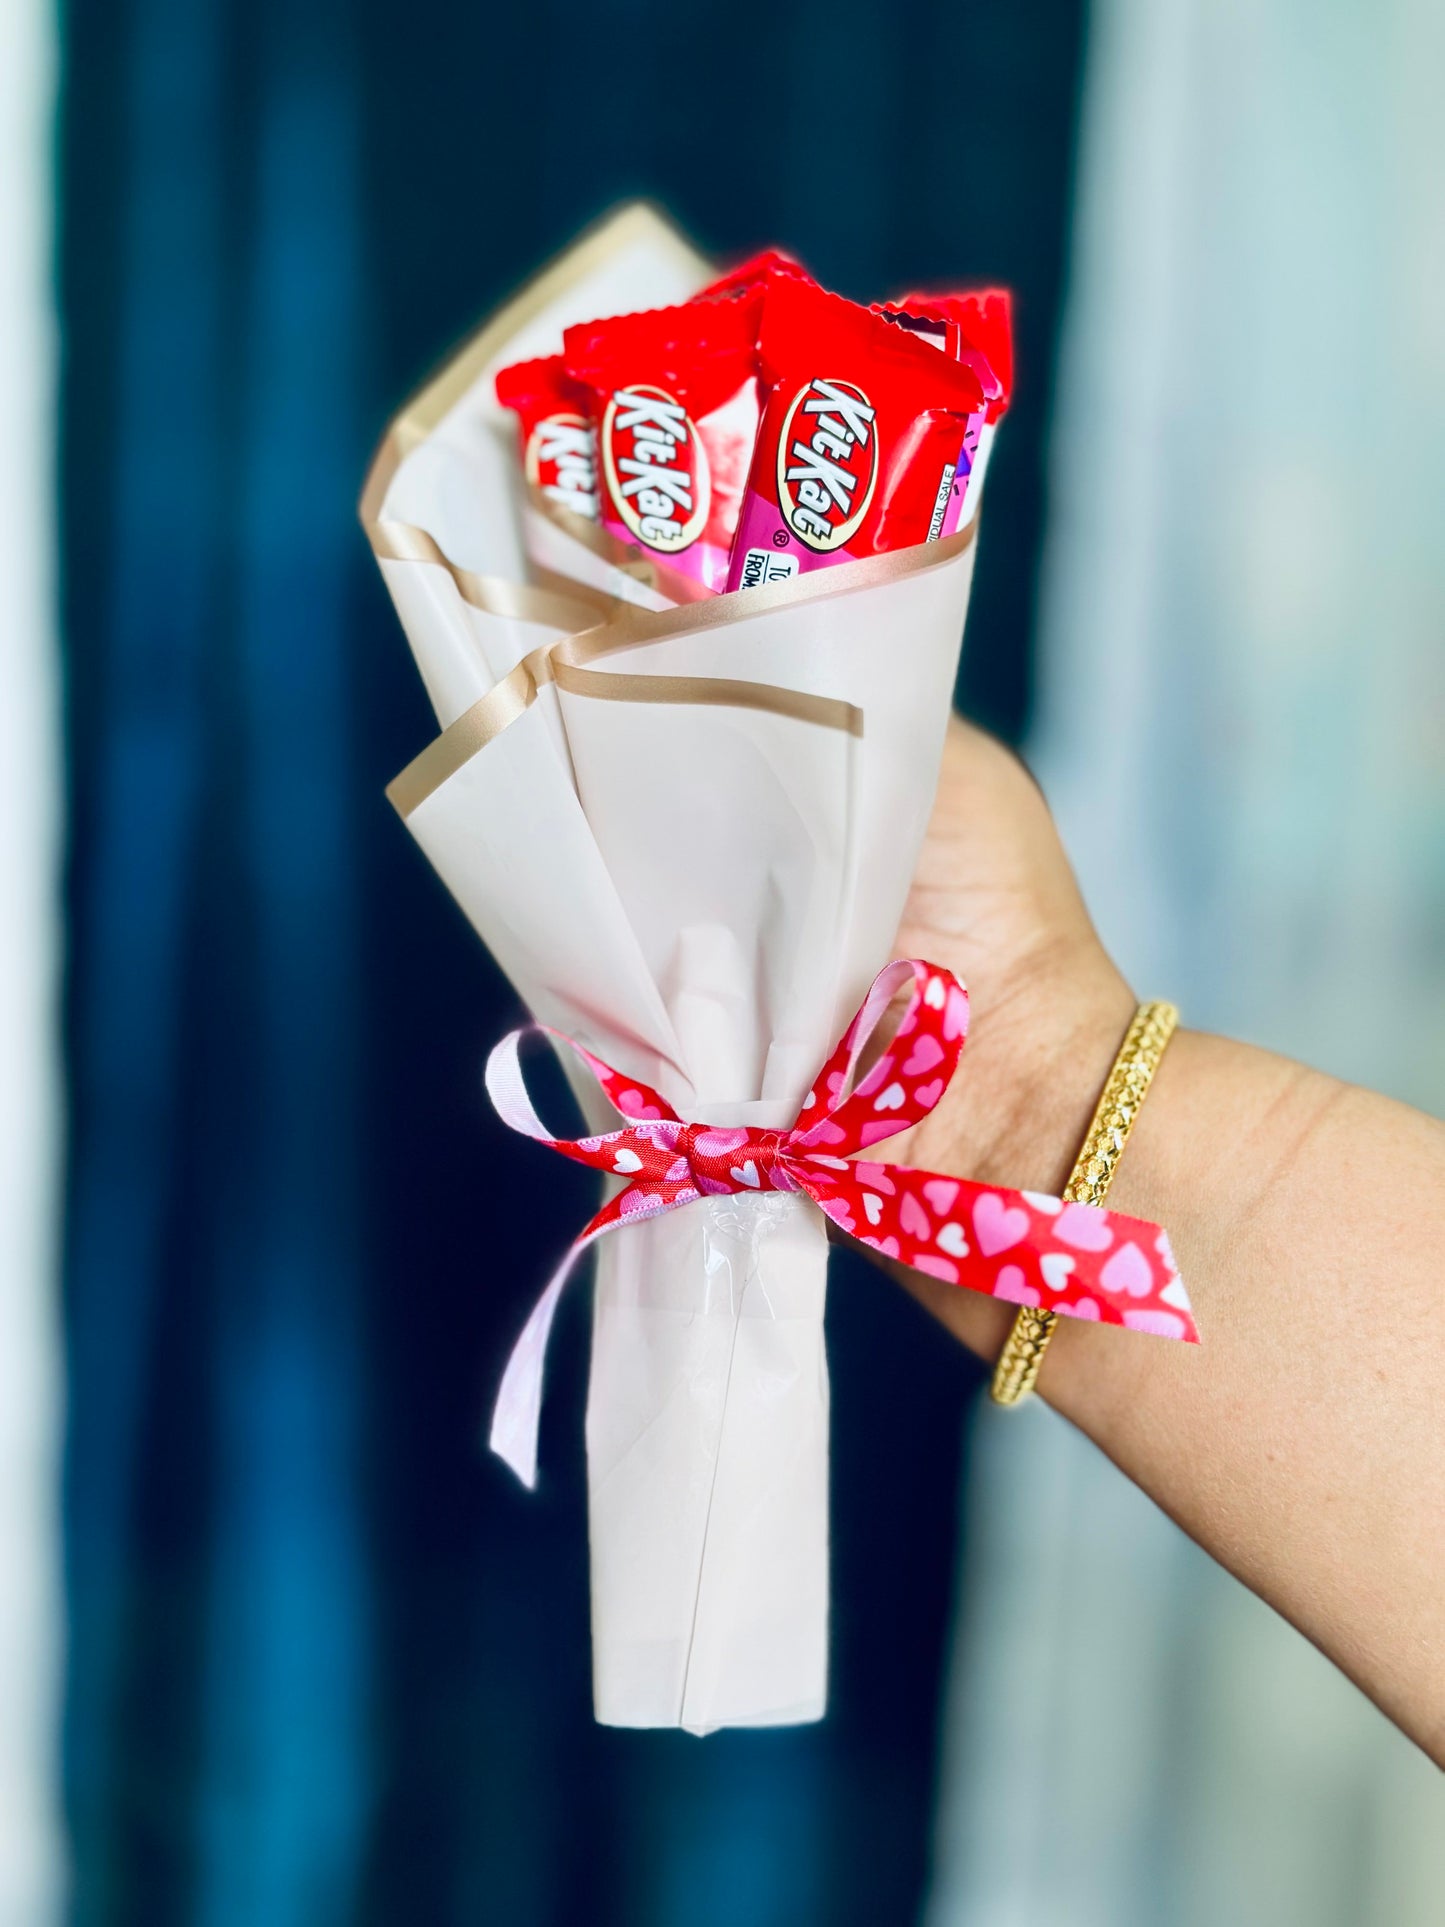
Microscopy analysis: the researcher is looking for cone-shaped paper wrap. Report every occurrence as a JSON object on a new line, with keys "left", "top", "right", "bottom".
{"left": 363, "top": 206, "right": 981, "bottom": 1732}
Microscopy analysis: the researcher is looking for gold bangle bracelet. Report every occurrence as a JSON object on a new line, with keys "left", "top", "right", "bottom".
{"left": 989, "top": 1000, "right": 1179, "bottom": 1406}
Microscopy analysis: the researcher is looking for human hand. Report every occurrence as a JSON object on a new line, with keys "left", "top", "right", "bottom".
{"left": 887, "top": 715, "right": 1134, "bottom": 1185}
{"left": 869, "top": 713, "right": 1141, "bottom": 1362}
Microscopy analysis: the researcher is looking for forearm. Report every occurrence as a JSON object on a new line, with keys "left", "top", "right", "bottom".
{"left": 892, "top": 1012, "right": 1445, "bottom": 1764}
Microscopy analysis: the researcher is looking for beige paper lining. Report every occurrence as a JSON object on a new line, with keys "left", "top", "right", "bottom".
{"left": 551, "top": 660, "right": 865, "bottom": 737}
{"left": 383, "top": 641, "right": 869, "bottom": 820}
{"left": 372, "top": 520, "right": 614, "bottom": 630}
{"left": 382, "top": 513, "right": 975, "bottom": 820}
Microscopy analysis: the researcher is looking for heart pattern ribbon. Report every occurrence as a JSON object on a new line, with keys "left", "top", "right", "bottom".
{"left": 486, "top": 958, "right": 1198, "bottom": 1485}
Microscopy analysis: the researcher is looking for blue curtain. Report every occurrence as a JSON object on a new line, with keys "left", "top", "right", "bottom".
{"left": 58, "top": 0, "right": 1085, "bottom": 1920}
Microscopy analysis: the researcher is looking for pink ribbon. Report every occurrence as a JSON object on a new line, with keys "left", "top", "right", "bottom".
{"left": 487, "top": 958, "right": 1197, "bottom": 1485}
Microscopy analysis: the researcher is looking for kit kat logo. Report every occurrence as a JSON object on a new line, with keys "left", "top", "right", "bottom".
{"left": 525, "top": 412, "right": 599, "bottom": 520}
{"left": 777, "top": 378, "right": 878, "bottom": 552}
{"left": 600, "top": 385, "right": 710, "bottom": 552}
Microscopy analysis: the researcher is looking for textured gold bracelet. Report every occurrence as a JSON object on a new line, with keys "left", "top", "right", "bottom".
{"left": 989, "top": 1000, "right": 1179, "bottom": 1406}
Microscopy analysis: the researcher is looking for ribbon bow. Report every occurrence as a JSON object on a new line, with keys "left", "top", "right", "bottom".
{"left": 487, "top": 958, "right": 1197, "bottom": 1485}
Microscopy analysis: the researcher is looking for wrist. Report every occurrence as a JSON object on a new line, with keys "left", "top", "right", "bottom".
{"left": 900, "top": 933, "right": 1137, "bottom": 1195}
{"left": 880, "top": 936, "right": 1136, "bottom": 1368}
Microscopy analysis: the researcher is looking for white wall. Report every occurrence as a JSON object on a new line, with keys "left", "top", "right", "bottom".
{"left": 0, "top": 0, "right": 64, "bottom": 1918}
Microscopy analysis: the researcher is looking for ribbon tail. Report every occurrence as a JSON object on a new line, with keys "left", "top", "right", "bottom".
{"left": 488, "top": 1187, "right": 696, "bottom": 1486}
{"left": 489, "top": 1236, "right": 592, "bottom": 1488}
{"left": 794, "top": 1163, "right": 1198, "bottom": 1343}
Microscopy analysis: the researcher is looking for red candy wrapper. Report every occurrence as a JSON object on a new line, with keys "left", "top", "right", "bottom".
{"left": 493, "top": 353, "right": 600, "bottom": 521}
{"left": 725, "top": 278, "right": 986, "bottom": 590}
{"left": 692, "top": 247, "right": 811, "bottom": 303}
{"left": 564, "top": 295, "right": 763, "bottom": 595}
{"left": 877, "top": 289, "right": 1013, "bottom": 536}
{"left": 885, "top": 288, "right": 1013, "bottom": 419}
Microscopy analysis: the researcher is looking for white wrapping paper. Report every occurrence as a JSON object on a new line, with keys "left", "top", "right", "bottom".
{"left": 364, "top": 205, "right": 982, "bottom": 1731}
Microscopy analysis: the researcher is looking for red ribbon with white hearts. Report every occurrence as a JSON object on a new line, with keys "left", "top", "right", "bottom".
{"left": 486, "top": 958, "right": 1198, "bottom": 1485}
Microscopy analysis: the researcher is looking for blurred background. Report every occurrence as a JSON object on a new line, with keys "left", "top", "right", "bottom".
{"left": 1, "top": 0, "right": 1442, "bottom": 1920}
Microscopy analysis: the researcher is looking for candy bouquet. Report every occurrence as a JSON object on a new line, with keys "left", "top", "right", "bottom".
{"left": 363, "top": 205, "right": 1194, "bottom": 1733}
